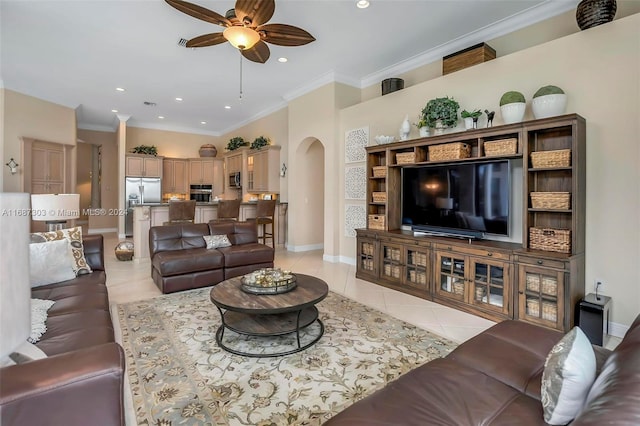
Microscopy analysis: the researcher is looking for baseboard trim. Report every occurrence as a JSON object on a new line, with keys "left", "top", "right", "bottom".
{"left": 609, "top": 321, "right": 629, "bottom": 339}
{"left": 287, "top": 243, "right": 324, "bottom": 252}
{"left": 323, "top": 254, "right": 356, "bottom": 265}
{"left": 87, "top": 228, "right": 118, "bottom": 235}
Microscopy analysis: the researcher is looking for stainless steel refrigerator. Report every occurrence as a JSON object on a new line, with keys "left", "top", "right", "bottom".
{"left": 125, "top": 177, "right": 161, "bottom": 237}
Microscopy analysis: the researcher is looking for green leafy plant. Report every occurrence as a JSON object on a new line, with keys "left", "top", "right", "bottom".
{"left": 226, "top": 136, "right": 248, "bottom": 151}
{"left": 499, "top": 91, "right": 526, "bottom": 106}
{"left": 130, "top": 145, "right": 158, "bottom": 156}
{"left": 461, "top": 109, "right": 482, "bottom": 119}
{"left": 414, "top": 116, "right": 428, "bottom": 128}
{"left": 250, "top": 136, "right": 270, "bottom": 150}
{"left": 422, "top": 96, "right": 460, "bottom": 128}
{"left": 533, "top": 85, "right": 565, "bottom": 98}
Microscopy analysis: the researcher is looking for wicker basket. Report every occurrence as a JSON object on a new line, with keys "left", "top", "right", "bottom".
{"left": 452, "top": 280, "right": 465, "bottom": 296}
{"left": 372, "top": 166, "right": 387, "bottom": 178}
{"left": 526, "top": 299, "right": 557, "bottom": 322}
{"left": 396, "top": 152, "right": 416, "bottom": 164}
{"left": 387, "top": 248, "right": 400, "bottom": 261}
{"left": 362, "top": 243, "right": 374, "bottom": 256}
{"left": 531, "top": 192, "right": 571, "bottom": 209}
{"left": 529, "top": 227, "right": 571, "bottom": 253}
{"left": 526, "top": 274, "right": 540, "bottom": 292}
{"left": 429, "top": 143, "right": 471, "bottom": 161}
{"left": 530, "top": 149, "right": 571, "bottom": 168}
{"left": 475, "top": 286, "right": 487, "bottom": 301}
{"left": 372, "top": 192, "right": 387, "bottom": 203}
{"left": 416, "top": 272, "right": 427, "bottom": 285}
{"left": 484, "top": 138, "right": 518, "bottom": 156}
{"left": 541, "top": 277, "right": 558, "bottom": 296}
{"left": 576, "top": 0, "right": 617, "bottom": 30}
{"left": 368, "top": 214, "right": 385, "bottom": 230}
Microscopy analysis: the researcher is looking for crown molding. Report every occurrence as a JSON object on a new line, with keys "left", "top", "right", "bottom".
{"left": 77, "top": 123, "right": 117, "bottom": 133}
{"left": 360, "top": 0, "right": 579, "bottom": 88}
{"left": 126, "top": 120, "right": 221, "bottom": 137}
{"left": 282, "top": 71, "right": 361, "bottom": 103}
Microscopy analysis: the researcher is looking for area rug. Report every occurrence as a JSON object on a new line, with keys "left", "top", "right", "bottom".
{"left": 114, "top": 287, "right": 457, "bottom": 425}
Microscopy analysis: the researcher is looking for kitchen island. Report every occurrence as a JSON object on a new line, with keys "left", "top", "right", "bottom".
{"left": 132, "top": 201, "right": 287, "bottom": 260}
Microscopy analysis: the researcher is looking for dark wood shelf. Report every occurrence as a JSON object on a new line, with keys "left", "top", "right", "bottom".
{"left": 528, "top": 208, "right": 572, "bottom": 213}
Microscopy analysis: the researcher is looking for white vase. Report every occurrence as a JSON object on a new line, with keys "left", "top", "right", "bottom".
{"left": 500, "top": 102, "right": 526, "bottom": 124}
{"left": 464, "top": 117, "right": 474, "bottom": 130}
{"left": 532, "top": 94, "right": 567, "bottom": 119}
{"left": 433, "top": 120, "right": 446, "bottom": 135}
{"left": 399, "top": 115, "right": 411, "bottom": 140}
{"left": 419, "top": 127, "right": 429, "bottom": 137}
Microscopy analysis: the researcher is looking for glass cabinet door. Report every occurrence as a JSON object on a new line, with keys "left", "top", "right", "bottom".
{"left": 436, "top": 252, "right": 466, "bottom": 300}
{"left": 471, "top": 258, "right": 509, "bottom": 314}
{"left": 357, "top": 239, "right": 376, "bottom": 278}
{"left": 518, "top": 265, "right": 564, "bottom": 329}
{"left": 405, "top": 247, "right": 429, "bottom": 289}
{"left": 380, "top": 243, "right": 402, "bottom": 282}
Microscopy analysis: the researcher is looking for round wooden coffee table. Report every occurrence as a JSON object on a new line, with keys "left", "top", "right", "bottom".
{"left": 210, "top": 273, "right": 328, "bottom": 357}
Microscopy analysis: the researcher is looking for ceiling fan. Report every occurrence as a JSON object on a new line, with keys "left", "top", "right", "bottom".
{"left": 165, "top": 0, "right": 316, "bottom": 63}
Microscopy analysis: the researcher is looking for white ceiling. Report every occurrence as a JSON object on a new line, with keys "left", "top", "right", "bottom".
{"left": 1, "top": 0, "right": 578, "bottom": 136}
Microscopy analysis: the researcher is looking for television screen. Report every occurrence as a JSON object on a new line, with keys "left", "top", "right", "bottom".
{"left": 401, "top": 160, "right": 510, "bottom": 236}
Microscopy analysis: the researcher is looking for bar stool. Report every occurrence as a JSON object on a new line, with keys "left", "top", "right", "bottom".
{"left": 163, "top": 200, "right": 196, "bottom": 225}
{"left": 215, "top": 199, "right": 241, "bottom": 222}
{"left": 253, "top": 199, "right": 276, "bottom": 247}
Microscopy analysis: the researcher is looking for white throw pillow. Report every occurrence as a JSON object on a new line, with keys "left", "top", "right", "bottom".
{"left": 28, "top": 298, "right": 55, "bottom": 343}
{"left": 541, "top": 327, "right": 596, "bottom": 425}
{"left": 29, "top": 239, "right": 76, "bottom": 287}
{"left": 30, "top": 226, "right": 92, "bottom": 275}
{"left": 203, "top": 234, "right": 232, "bottom": 249}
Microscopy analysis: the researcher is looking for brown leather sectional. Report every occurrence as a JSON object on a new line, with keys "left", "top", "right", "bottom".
{"left": 149, "top": 221, "right": 275, "bottom": 293}
{"left": 0, "top": 234, "right": 125, "bottom": 426}
{"left": 326, "top": 314, "right": 640, "bottom": 425}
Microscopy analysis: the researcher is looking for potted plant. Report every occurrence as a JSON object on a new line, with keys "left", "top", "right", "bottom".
{"left": 532, "top": 85, "right": 567, "bottom": 119}
{"left": 250, "top": 136, "right": 270, "bottom": 150}
{"left": 414, "top": 116, "right": 429, "bottom": 137}
{"left": 422, "top": 96, "right": 460, "bottom": 134}
{"left": 226, "top": 136, "right": 248, "bottom": 151}
{"left": 130, "top": 145, "right": 158, "bottom": 156}
{"left": 461, "top": 109, "right": 482, "bottom": 130}
{"left": 499, "top": 91, "right": 526, "bottom": 124}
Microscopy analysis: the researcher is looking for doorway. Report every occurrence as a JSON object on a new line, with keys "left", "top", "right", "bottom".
{"left": 292, "top": 138, "right": 325, "bottom": 250}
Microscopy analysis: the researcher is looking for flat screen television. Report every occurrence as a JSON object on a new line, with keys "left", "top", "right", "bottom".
{"left": 401, "top": 160, "right": 510, "bottom": 237}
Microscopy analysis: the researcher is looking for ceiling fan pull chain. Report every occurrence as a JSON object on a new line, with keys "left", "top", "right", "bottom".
{"left": 239, "top": 51, "right": 243, "bottom": 100}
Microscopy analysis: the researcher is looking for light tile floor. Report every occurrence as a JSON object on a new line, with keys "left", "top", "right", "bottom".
{"left": 103, "top": 233, "right": 621, "bottom": 348}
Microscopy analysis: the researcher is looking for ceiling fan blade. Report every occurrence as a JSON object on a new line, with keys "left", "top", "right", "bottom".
{"left": 234, "top": 0, "right": 275, "bottom": 27}
{"left": 258, "top": 24, "right": 315, "bottom": 46}
{"left": 185, "top": 33, "right": 227, "bottom": 48}
{"left": 241, "top": 40, "right": 271, "bottom": 63}
{"left": 165, "top": 0, "right": 231, "bottom": 27}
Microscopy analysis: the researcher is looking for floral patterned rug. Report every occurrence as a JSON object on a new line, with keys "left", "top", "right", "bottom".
{"left": 114, "top": 287, "right": 457, "bottom": 425}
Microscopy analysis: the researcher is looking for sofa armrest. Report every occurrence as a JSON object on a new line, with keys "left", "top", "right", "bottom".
{"left": 0, "top": 343, "right": 125, "bottom": 426}
{"left": 82, "top": 234, "right": 105, "bottom": 271}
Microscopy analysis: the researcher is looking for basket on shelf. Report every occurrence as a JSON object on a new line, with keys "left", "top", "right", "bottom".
{"left": 529, "top": 227, "right": 571, "bottom": 253}
{"left": 372, "top": 166, "right": 387, "bottom": 178}
{"left": 484, "top": 138, "right": 518, "bottom": 156}
{"left": 530, "top": 149, "right": 571, "bottom": 168}
{"left": 429, "top": 143, "right": 471, "bottom": 161}
{"left": 475, "top": 286, "right": 487, "bottom": 301}
{"left": 396, "top": 152, "right": 416, "bottom": 164}
{"left": 368, "top": 214, "right": 385, "bottom": 230}
{"left": 372, "top": 192, "right": 387, "bottom": 203}
{"left": 452, "top": 280, "right": 465, "bottom": 296}
{"left": 530, "top": 192, "right": 571, "bottom": 209}
{"left": 362, "top": 243, "right": 374, "bottom": 256}
{"left": 526, "top": 299, "right": 557, "bottom": 322}
{"left": 526, "top": 274, "right": 558, "bottom": 295}
{"left": 384, "top": 264, "right": 400, "bottom": 278}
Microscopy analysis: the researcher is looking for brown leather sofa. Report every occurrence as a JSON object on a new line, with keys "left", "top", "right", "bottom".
{"left": 0, "top": 234, "right": 125, "bottom": 426}
{"left": 326, "top": 314, "right": 640, "bottom": 425}
{"left": 149, "top": 221, "right": 275, "bottom": 293}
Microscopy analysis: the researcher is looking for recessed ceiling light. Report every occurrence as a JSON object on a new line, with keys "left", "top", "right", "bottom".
{"left": 200, "top": 121, "right": 207, "bottom": 124}
{"left": 175, "top": 97, "right": 183, "bottom": 101}
{"left": 116, "top": 87, "right": 125, "bottom": 92}
{"left": 158, "top": 116, "right": 165, "bottom": 119}
{"left": 278, "top": 57, "right": 288, "bottom": 63}
{"left": 111, "top": 109, "right": 118, "bottom": 113}
{"left": 224, "top": 105, "right": 231, "bottom": 109}
{"left": 356, "top": 0, "right": 369, "bottom": 8}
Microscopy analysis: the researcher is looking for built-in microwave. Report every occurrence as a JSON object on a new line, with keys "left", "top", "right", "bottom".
{"left": 228, "top": 172, "right": 241, "bottom": 188}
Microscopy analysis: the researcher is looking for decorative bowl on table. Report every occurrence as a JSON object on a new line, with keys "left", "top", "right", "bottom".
{"left": 241, "top": 268, "right": 297, "bottom": 295}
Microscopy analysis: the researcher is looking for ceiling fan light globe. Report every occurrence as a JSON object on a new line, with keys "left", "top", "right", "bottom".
{"left": 223, "top": 26, "right": 260, "bottom": 50}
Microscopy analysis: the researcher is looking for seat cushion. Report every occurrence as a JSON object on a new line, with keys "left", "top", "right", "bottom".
{"left": 152, "top": 247, "right": 224, "bottom": 276}
{"left": 326, "top": 358, "right": 545, "bottom": 425}
{"left": 217, "top": 243, "right": 274, "bottom": 268}
{"left": 31, "top": 277, "right": 108, "bottom": 300}
{"left": 36, "top": 310, "right": 115, "bottom": 356}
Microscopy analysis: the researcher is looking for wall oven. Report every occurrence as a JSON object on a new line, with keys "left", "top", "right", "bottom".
{"left": 190, "top": 184, "right": 212, "bottom": 202}
{"left": 228, "top": 172, "right": 241, "bottom": 188}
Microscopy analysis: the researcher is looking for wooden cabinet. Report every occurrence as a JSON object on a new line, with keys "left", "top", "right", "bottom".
{"left": 357, "top": 115, "right": 586, "bottom": 331}
{"left": 162, "top": 158, "right": 188, "bottom": 194}
{"left": 247, "top": 145, "right": 281, "bottom": 193}
{"left": 189, "top": 159, "right": 215, "bottom": 185}
{"left": 32, "top": 141, "right": 65, "bottom": 194}
{"left": 126, "top": 155, "right": 162, "bottom": 177}
{"left": 226, "top": 151, "right": 244, "bottom": 174}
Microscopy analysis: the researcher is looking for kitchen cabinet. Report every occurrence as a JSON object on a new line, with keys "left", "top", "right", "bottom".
{"left": 247, "top": 145, "right": 281, "bottom": 193}
{"left": 189, "top": 159, "right": 215, "bottom": 185}
{"left": 162, "top": 158, "right": 188, "bottom": 194}
{"left": 31, "top": 141, "right": 65, "bottom": 194}
{"left": 126, "top": 155, "right": 162, "bottom": 178}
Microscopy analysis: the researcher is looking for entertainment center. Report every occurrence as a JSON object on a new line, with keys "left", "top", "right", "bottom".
{"left": 357, "top": 114, "right": 585, "bottom": 332}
